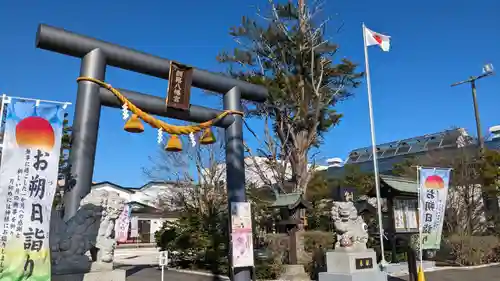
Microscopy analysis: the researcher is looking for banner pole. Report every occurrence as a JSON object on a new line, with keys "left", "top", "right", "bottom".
{"left": 6, "top": 96, "right": 71, "bottom": 107}
{"left": 0, "top": 95, "right": 7, "bottom": 148}
{"left": 417, "top": 167, "right": 423, "bottom": 267}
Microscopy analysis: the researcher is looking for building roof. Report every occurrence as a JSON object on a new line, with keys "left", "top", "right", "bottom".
{"left": 91, "top": 180, "right": 183, "bottom": 192}
{"left": 128, "top": 200, "right": 160, "bottom": 213}
{"left": 363, "top": 175, "right": 419, "bottom": 198}
{"left": 346, "top": 128, "right": 471, "bottom": 164}
{"left": 92, "top": 181, "right": 138, "bottom": 193}
{"left": 380, "top": 175, "right": 418, "bottom": 194}
{"left": 326, "top": 130, "right": 500, "bottom": 177}
{"left": 270, "top": 192, "right": 312, "bottom": 209}
{"left": 127, "top": 201, "right": 181, "bottom": 218}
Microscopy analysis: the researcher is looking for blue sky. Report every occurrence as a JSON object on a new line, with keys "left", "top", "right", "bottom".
{"left": 0, "top": 0, "right": 499, "bottom": 187}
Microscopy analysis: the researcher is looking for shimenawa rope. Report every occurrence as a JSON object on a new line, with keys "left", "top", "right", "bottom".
{"left": 76, "top": 76, "right": 244, "bottom": 135}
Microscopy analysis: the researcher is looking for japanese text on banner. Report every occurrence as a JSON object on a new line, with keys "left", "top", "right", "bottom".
{"left": 0, "top": 100, "right": 65, "bottom": 280}
{"left": 419, "top": 168, "right": 451, "bottom": 250}
{"left": 115, "top": 204, "right": 131, "bottom": 243}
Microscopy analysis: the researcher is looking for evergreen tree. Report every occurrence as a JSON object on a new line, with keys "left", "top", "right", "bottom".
{"left": 59, "top": 113, "right": 72, "bottom": 173}
{"left": 54, "top": 112, "right": 72, "bottom": 209}
{"left": 217, "top": 0, "right": 363, "bottom": 195}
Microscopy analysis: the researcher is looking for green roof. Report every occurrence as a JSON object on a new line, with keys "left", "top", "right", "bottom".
{"left": 270, "top": 192, "right": 311, "bottom": 209}
{"left": 380, "top": 175, "right": 418, "bottom": 194}
{"left": 271, "top": 193, "right": 302, "bottom": 207}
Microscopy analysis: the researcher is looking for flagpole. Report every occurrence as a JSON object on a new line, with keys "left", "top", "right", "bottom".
{"left": 417, "top": 167, "right": 423, "bottom": 269}
{"left": 362, "top": 23, "right": 387, "bottom": 265}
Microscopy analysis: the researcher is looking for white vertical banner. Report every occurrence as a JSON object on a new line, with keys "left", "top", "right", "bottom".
{"left": 419, "top": 167, "right": 451, "bottom": 250}
{"left": 230, "top": 202, "right": 254, "bottom": 268}
{"left": 115, "top": 204, "right": 131, "bottom": 243}
{"left": 130, "top": 216, "right": 139, "bottom": 238}
{"left": 0, "top": 100, "right": 65, "bottom": 280}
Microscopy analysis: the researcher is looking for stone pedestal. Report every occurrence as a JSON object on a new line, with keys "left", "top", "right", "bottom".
{"left": 318, "top": 249, "right": 387, "bottom": 281}
{"left": 279, "top": 264, "right": 310, "bottom": 281}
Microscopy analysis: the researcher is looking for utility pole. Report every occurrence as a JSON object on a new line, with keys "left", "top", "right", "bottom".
{"left": 451, "top": 64, "right": 494, "bottom": 152}
{"left": 451, "top": 64, "right": 497, "bottom": 221}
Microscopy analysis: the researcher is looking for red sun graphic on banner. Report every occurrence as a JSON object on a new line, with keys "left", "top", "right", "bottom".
{"left": 15, "top": 116, "right": 55, "bottom": 151}
{"left": 424, "top": 175, "right": 445, "bottom": 189}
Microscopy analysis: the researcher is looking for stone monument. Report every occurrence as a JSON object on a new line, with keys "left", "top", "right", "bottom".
{"left": 50, "top": 189, "right": 127, "bottom": 281}
{"left": 318, "top": 201, "right": 388, "bottom": 281}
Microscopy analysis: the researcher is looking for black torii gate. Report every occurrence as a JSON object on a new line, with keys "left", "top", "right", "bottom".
{"left": 35, "top": 24, "right": 267, "bottom": 281}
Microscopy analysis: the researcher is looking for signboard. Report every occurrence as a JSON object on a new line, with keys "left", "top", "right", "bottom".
{"left": 231, "top": 202, "right": 252, "bottom": 232}
{"left": 0, "top": 100, "right": 65, "bottom": 280}
{"left": 231, "top": 232, "right": 254, "bottom": 268}
{"left": 419, "top": 168, "right": 451, "bottom": 250}
{"left": 355, "top": 257, "right": 373, "bottom": 270}
{"left": 166, "top": 61, "right": 193, "bottom": 110}
{"left": 130, "top": 216, "right": 139, "bottom": 238}
{"left": 393, "top": 198, "right": 418, "bottom": 233}
{"left": 159, "top": 251, "right": 168, "bottom": 266}
{"left": 230, "top": 202, "right": 254, "bottom": 267}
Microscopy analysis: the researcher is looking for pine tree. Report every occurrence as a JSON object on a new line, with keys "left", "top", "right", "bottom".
{"left": 217, "top": 1, "right": 363, "bottom": 195}
{"left": 54, "top": 112, "right": 72, "bottom": 209}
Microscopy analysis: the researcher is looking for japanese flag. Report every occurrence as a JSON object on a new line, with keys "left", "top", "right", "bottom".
{"left": 364, "top": 26, "right": 390, "bottom": 52}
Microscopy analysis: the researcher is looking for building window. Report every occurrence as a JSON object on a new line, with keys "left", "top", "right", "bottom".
{"left": 440, "top": 136, "right": 456, "bottom": 147}
{"left": 426, "top": 141, "right": 441, "bottom": 150}
{"left": 357, "top": 153, "right": 371, "bottom": 162}
{"left": 396, "top": 145, "right": 411, "bottom": 154}
{"left": 382, "top": 147, "right": 397, "bottom": 157}
{"left": 348, "top": 152, "right": 359, "bottom": 163}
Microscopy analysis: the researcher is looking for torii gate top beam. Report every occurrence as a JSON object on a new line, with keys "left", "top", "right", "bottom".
{"left": 35, "top": 24, "right": 268, "bottom": 102}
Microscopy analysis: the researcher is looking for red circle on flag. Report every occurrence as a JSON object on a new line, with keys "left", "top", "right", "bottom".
{"left": 373, "top": 34, "right": 382, "bottom": 44}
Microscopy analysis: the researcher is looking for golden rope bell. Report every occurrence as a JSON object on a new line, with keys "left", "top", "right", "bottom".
{"left": 200, "top": 128, "right": 216, "bottom": 145}
{"left": 124, "top": 114, "right": 144, "bottom": 133}
{"left": 165, "top": 134, "right": 182, "bottom": 152}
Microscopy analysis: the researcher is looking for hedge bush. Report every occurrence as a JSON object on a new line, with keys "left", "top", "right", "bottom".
{"left": 436, "top": 235, "right": 499, "bottom": 266}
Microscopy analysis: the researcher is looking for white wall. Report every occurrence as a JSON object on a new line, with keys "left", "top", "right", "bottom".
{"left": 130, "top": 191, "right": 157, "bottom": 207}
{"left": 140, "top": 183, "right": 179, "bottom": 207}
{"left": 150, "top": 218, "right": 169, "bottom": 242}
{"left": 92, "top": 185, "right": 132, "bottom": 202}
{"left": 92, "top": 182, "right": 180, "bottom": 209}
{"left": 202, "top": 156, "right": 328, "bottom": 187}
{"left": 130, "top": 215, "right": 176, "bottom": 243}
{"left": 93, "top": 182, "right": 182, "bottom": 243}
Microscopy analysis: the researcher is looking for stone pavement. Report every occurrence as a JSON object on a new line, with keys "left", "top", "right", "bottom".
{"left": 114, "top": 247, "right": 160, "bottom": 266}
{"left": 114, "top": 248, "right": 500, "bottom": 281}
{"left": 115, "top": 248, "right": 228, "bottom": 281}
{"left": 119, "top": 265, "right": 223, "bottom": 281}
{"left": 389, "top": 265, "right": 500, "bottom": 281}
{"left": 120, "top": 265, "right": 500, "bottom": 281}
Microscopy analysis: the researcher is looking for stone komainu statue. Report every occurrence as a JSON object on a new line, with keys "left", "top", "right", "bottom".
{"left": 50, "top": 189, "right": 126, "bottom": 274}
{"left": 331, "top": 201, "right": 369, "bottom": 252}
